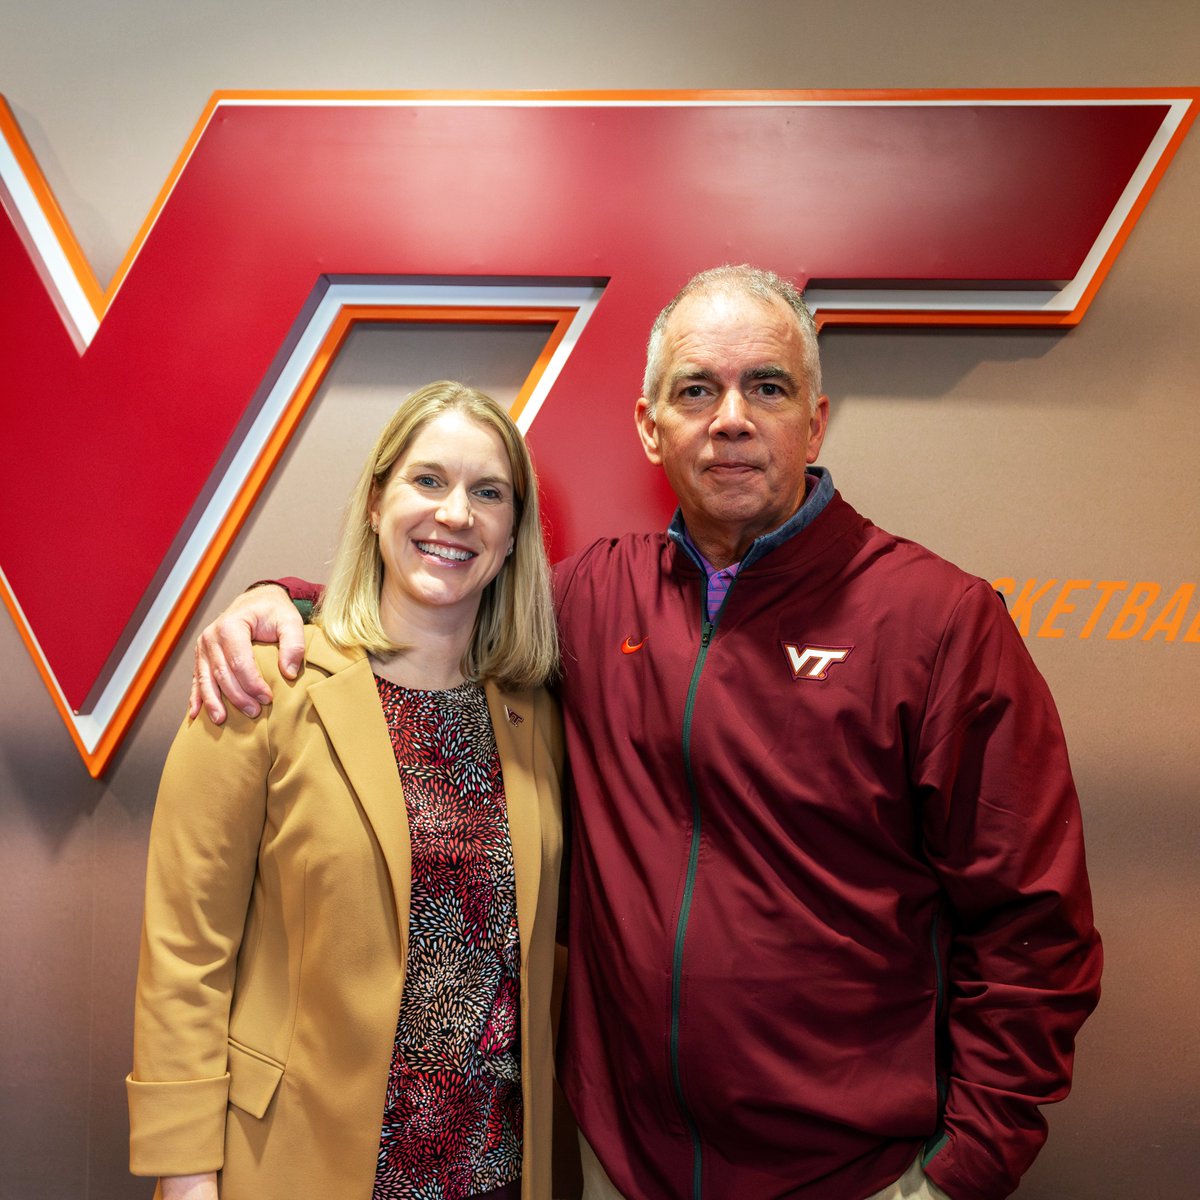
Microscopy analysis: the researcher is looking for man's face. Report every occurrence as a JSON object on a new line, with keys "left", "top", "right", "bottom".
{"left": 635, "top": 288, "right": 829, "bottom": 566}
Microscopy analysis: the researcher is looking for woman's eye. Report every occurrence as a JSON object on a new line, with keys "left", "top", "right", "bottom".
{"left": 412, "top": 474, "right": 442, "bottom": 488}
{"left": 474, "top": 487, "right": 504, "bottom": 502}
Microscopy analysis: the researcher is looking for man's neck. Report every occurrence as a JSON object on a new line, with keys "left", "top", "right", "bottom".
{"left": 668, "top": 467, "right": 835, "bottom": 574}
{"left": 688, "top": 535, "right": 749, "bottom": 572}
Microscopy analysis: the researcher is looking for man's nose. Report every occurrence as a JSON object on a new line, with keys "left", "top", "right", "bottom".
{"left": 436, "top": 485, "right": 474, "bottom": 528}
{"left": 710, "top": 389, "right": 753, "bottom": 435}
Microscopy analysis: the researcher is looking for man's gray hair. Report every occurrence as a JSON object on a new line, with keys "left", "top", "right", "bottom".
{"left": 642, "top": 264, "right": 822, "bottom": 414}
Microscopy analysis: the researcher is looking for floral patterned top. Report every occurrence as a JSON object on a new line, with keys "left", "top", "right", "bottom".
{"left": 372, "top": 677, "right": 523, "bottom": 1200}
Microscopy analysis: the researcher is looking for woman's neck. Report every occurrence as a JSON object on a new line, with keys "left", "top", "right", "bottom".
{"left": 370, "top": 648, "right": 469, "bottom": 692}
{"left": 372, "top": 592, "right": 479, "bottom": 691}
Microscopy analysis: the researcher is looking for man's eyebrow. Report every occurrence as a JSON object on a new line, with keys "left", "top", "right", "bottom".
{"left": 666, "top": 365, "right": 800, "bottom": 392}
{"left": 743, "top": 365, "right": 799, "bottom": 388}
{"left": 667, "top": 367, "right": 719, "bottom": 390}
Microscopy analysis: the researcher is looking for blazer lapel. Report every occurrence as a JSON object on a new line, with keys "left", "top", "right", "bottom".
{"left": 307, "top": 639, "right": 412, "bottom": 945}
{"left": 303, "top": 630, "right": 542, "bottom": 970}
{"left": 486, "top": 682, "right": 541, "bottom": 967}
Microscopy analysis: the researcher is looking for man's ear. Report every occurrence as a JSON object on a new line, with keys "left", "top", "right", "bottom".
{"left": 806, "top": 394, "right": 830, "bottom": 465}
{"left": 634, "top": 396, "right": 663, "bottom": 466}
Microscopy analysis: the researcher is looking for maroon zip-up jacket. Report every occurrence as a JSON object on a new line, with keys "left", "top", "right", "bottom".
{"left": 553, "top": 486, "right": 1100, "bottom": 1200}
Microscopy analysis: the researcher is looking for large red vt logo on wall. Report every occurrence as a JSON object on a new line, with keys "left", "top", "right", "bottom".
{"left": 1, "top": 89, "right": 1195, "bottom": 774}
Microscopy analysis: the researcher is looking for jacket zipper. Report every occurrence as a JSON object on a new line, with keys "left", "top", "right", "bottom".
{"left": 671, "top": 574, "right": 736, "bottom": 1200}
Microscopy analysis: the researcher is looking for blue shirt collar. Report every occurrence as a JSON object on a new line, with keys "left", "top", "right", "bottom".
{"left": 668, "top": 465, "right": 835, "bottom": 574}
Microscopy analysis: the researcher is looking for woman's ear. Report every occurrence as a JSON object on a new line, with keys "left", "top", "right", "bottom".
{"left": 367, "top": 482, "right": 383, "bottom": 535}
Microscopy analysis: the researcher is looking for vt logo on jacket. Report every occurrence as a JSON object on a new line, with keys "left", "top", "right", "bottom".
{"left": 783, "top": 643, "right": 852, "bottom": 681}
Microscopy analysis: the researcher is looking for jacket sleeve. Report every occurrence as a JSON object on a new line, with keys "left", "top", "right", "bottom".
{"left": 913, "top": 580, "right": 1102, "bottom": 1200}
{"left": 126, "top": 692, "right": 273, "bottom": 1176}
{"left": 272, "top": 576, "right": 323, "bottom": 622}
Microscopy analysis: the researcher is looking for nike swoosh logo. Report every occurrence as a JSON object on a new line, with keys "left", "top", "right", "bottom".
{"left": 620, "top": 636, "right": 647, "bottom": 654}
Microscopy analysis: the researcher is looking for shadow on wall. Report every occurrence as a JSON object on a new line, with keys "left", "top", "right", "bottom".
{"left": 819, "top": 326, "right": 1061, "bottom": 412}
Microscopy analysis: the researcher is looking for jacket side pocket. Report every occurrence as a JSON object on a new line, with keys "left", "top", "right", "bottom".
{"left": 227, "top": 1038, "right": 284, "bottom": 1118}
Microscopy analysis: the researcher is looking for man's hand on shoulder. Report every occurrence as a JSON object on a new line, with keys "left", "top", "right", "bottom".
{"left": 189, "top": 584, "right": 307, "bottom": 724}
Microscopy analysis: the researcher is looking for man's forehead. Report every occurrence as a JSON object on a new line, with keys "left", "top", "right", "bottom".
{"left": 666, "top": 286, "right": 797, "bottom": 341}
{"left": 662, "top": 288, "right": 803, "bottom": 362}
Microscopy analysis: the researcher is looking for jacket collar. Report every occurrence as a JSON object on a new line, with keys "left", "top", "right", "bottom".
{"left": 667, "top": 465, "right": 836, "bottom": 573}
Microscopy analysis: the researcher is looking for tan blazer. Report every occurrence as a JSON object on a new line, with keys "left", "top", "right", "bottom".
{"left": 127, "top": 628, "right": 564, "bottom": 1199}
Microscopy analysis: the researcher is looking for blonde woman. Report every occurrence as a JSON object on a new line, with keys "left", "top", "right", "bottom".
{"left": 128, "top": 382, "right": 563, "bottom": 1200}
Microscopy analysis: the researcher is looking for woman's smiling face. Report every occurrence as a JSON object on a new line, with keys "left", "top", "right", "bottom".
{"left": 369, "top": 409, "right": 516, "bottom": 631}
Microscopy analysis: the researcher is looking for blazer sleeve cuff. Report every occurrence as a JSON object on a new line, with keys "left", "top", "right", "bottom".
{"left": 126, "top": 1072, "right": 229, "bottom": 1176}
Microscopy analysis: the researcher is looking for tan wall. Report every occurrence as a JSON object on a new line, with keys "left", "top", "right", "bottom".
{"left": 2, "top": 4, "right": 1197, "bottom": 1197}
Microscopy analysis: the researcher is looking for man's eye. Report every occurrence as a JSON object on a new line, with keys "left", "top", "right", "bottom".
{"left": 681, "top": 385, "right": 709, "bottom": 400}
{"left": 758, "top": 383, "right": 783, "bottom": 397}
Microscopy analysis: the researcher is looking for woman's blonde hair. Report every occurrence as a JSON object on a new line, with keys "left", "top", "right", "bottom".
{"left": 315, "top": 381, "right": 558, "bottom": 689}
